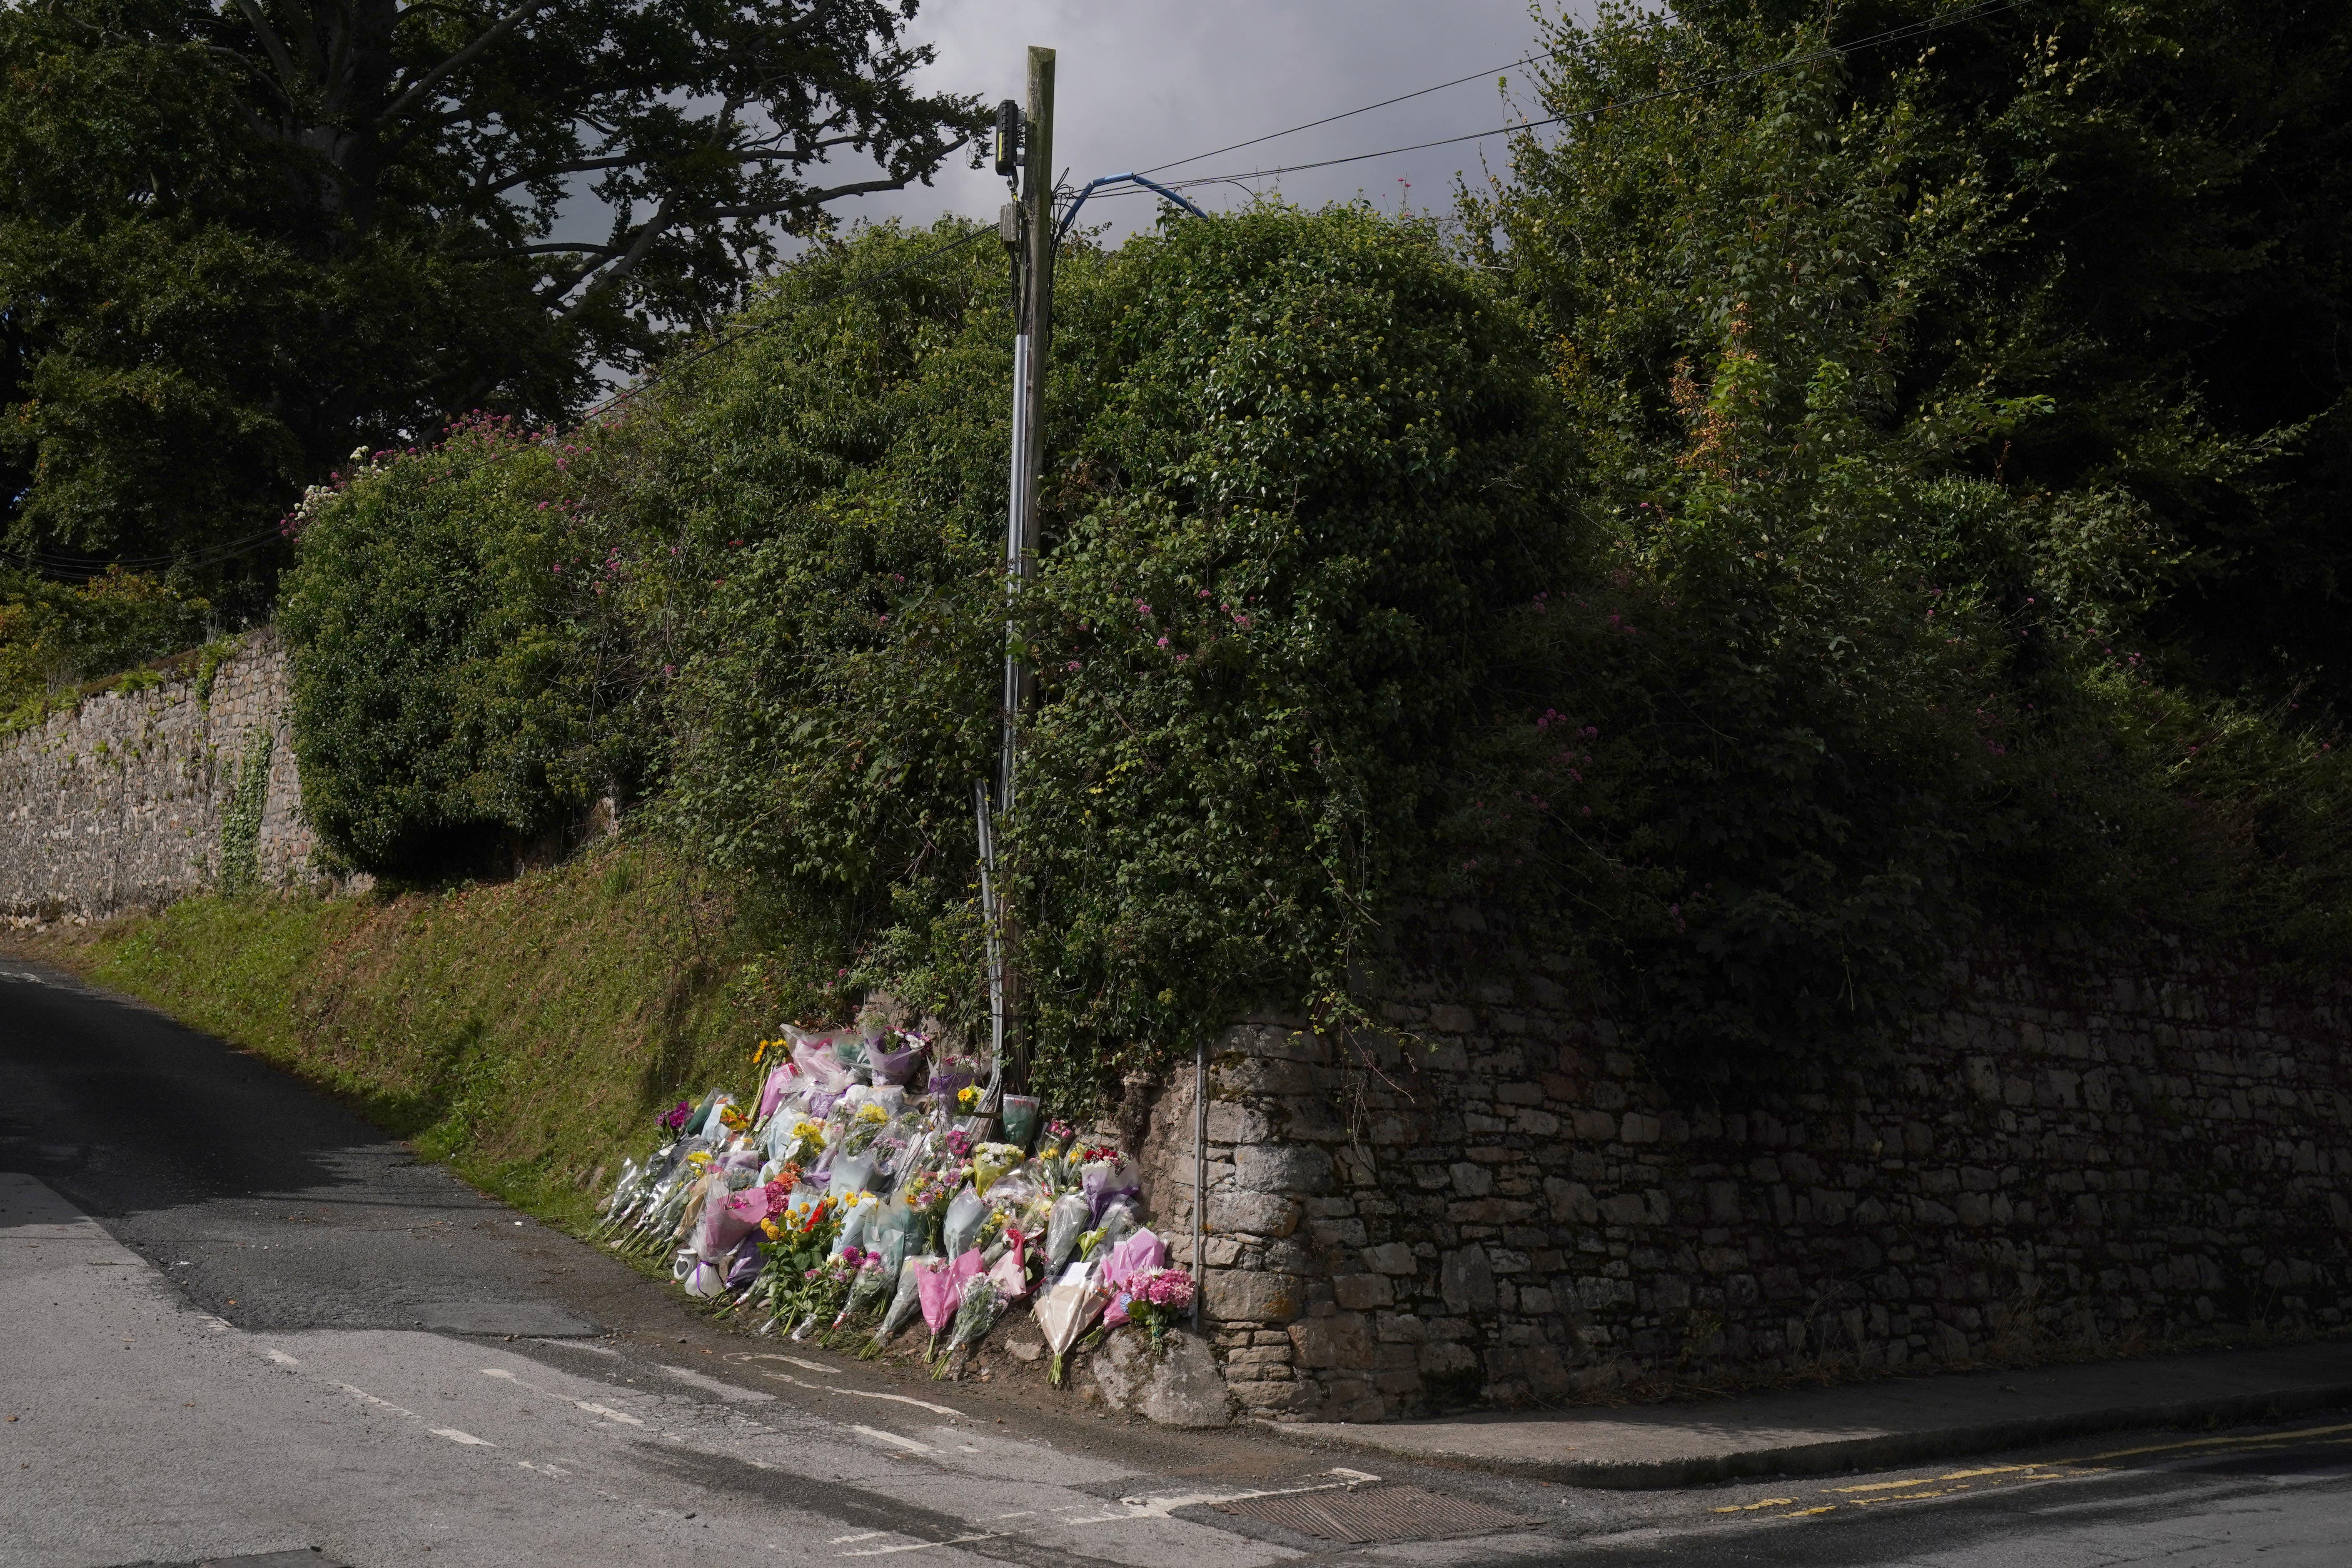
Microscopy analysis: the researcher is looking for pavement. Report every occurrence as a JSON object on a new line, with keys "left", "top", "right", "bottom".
{"left": 7, "top": 950, "right": 2352, "bottom": 1566}
{"left": 1273, "top": 1339, "right": 2352, "bottom": 1487}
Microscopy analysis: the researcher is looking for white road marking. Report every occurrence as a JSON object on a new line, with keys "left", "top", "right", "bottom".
{"left": 1329, "top": 1467, "right": 1381, "bottom": 1482}
{"left": 1055, "top": 1481, "right": 1353, "bottom": 1528}
{"left": 828, "top": 1387, "right": 961, "bottom": 1418}
{"left": 831, "top": 1531, "right": 887, "bottom": 1543}
{"left": 848, "top": 1424, "right": 932, "bottom": 1456}
{"left": 430, "top": 1427, "right": 495, "bottom": 1446}
{"left": 840, "top": 1534, "right": 999, "bottom": 1558}
{"left": 264, "top": 1349, "right": 300, "bottom": 1368}
{"left": 334, "top": 1382, "right": 417, "bottom": 1418}
{"left": 576, "top": 1402, "right": 645, "bottom": 1426}
{"left": 544, "top": 1339, "right": 619, "bottom": 1355}
{"left": 658, "top": 1363, "right": 777, "bottom": 1402}
{"left": 475, "top": 1366, "right": 650, "bottom": 1429}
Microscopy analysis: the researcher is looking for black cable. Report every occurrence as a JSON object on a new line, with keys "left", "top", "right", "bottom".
{"left": 1135, "top": 51, "right": 1546, "bottom": 179}
{"left": 1097, "top": 0, "right": 2026, "bottom": 199}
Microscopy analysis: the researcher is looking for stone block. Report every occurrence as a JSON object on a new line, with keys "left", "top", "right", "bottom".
{"left": 1208, "top": 1192, "right": 1302, "bottom": 1237}
{"left": 1333, "top": 1273, "right": 1395, "bottom": 1311}
{"left": 1600, "top": 1193, "right": 1648, "bottom": 1224}
{"left": 1289, "top": 1312, "right": 1375, "bottom": 1369}
{"left": 1362, "top": 1241, "right": 1419, "bottom": 1275}
{"left": 1234, "top": 1143, "right": 1333, "bottom": 1195}
{"left": 1223, "top": 1022, "right": 1328, "bottom": 1062}
{"left": 1449, "top": 1161, "right": 1494, "bottom": 1197}
{"left": 1440, "top": 1246, "right": 1498, "bottom": 1312}
{"left": 1545, "top": 1177, "right": 1599, "bottom": 1224}
{"left": 1231, "top": 1379, "right": 1322, "bottom": 1416}
{"left": 1089, "top": 1330, "right": 1234, "bottom": 1428}
{"left": 1206, "top": 1269, "right": 1302, "bottom": 1324}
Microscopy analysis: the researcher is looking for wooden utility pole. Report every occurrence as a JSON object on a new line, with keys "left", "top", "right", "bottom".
{"left": 993, "top": 45, "right": 1054, "bottom": 1097}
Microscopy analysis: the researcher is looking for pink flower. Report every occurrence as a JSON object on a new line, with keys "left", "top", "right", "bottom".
{"left": 1156, "top": 637, "right": 1168, "bottom": 648}
{"left": 1066, "top": 661, "right": 1081, "bottom": 672}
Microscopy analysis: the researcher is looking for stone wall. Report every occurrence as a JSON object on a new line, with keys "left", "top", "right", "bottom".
{"left": 1140, "top": 931, "right": 2352, "bottom": 1422}
{"left": 0, "top": 631, "right": 317, "bottom": 921}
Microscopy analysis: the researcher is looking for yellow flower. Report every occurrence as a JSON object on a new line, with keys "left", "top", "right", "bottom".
{"left": 856, "top": 1102, "right": 887, "bottom": 1125}
{"left": 956, "top": 1085, "right": 980, "bottom": 1109}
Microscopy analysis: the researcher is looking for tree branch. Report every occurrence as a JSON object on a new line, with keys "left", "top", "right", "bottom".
{"left": 226, "top": 0, "right": 309, "bottom": 108}
{"left": 701, "top": 174, "right": 920, "bottom": 220}
{"left": 482, "top": 155, "right": 636, "bottom": 197}
{"left": 381, "top": 0, "right": 550, "bottom": 125}
{"left": 557, "top": 195, "right": 677, "bottom": 322}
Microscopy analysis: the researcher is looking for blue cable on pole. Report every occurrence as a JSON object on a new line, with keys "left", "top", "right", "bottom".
{"left": 1055, "top": 172, "right": 1209, "bottom": 246}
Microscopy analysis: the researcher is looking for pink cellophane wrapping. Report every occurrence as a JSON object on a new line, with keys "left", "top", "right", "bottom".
{"left": 755, "top": 1062, "right": 799, "bottom": 1123}
{"left": 917, "top": 1249, "right": 986, "bottom": 1336}
{"left": 987, "top": 1226, "right": 1030, "bottom": 1301}
{"left": 1099, "top": 1227, "right": 1166, "bottom": 1327}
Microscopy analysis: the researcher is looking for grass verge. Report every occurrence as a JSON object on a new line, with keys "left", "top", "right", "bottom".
{"left": 18, "top": 840, "right": 766, "bottom": 1231}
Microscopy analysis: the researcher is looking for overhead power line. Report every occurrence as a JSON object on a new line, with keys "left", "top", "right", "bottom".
{"left": 10, "top": 0, "right": 2029, "bottom": 582}
{"left": 1135, "top": 50, "right": 1546, "bottom": 179}
{"left": 1089, "top": 0, "right": 2026, "bottom": 201}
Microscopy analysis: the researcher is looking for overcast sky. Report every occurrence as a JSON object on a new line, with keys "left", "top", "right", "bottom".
{"left": 849, "top": 0, "right": 1590, "bottom": 241}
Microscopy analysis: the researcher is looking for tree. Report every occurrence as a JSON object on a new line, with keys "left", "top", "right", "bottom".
{"left": 1488, "top": 0, "right": 2352, "bottom": 710}
{"left": 0, "top": 0, "right": 982, "bottom": 596}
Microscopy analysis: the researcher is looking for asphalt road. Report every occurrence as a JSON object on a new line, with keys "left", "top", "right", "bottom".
{"left": 3, "top": 957, "right": 2347, "bottom": 1567}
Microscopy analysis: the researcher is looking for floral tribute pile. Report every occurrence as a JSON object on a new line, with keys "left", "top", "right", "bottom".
{"left": 596, "top": 1021, "right": 1193, "bottom": 1382}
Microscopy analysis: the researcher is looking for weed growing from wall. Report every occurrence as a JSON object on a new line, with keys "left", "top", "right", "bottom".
{"left": 218, "top": 728, "right": 272, "bottom": 897}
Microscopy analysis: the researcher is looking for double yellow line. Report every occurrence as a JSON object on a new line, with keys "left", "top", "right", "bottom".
{"left": 1709, "top": 1421, "right": 2352, "bottom": 1522}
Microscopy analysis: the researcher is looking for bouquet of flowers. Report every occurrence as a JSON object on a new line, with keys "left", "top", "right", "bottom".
{"left": 837, "top": 1099, "right": 893, "bottom": 1155}
{"left": 1034, "top": 1262, "right": 1110, "bottom": 1388}
{"left": 1080, "top": 1152, "right": 1142, "bottom": 1221}
{"left": 783, "top": 1251, "right": 864, "bottom": 1339}
{"left": 1044, "top": 1192, "right": 1092, "bottom": 1268}
{"left": 972, "top": 1142, "right": 1025, "bottom": 1198}
{"left": 915, "top": 1251, "right": 986, "bottom": 1361}
{"left": 821, "top": 1253, "right": 892, "bottom": 1345}
{"left": 941, "top": 1185, "right": 989, "bottom": 1259}
{"left": 1120, "top": 1267, "right": 1196, "bottom": 1344}
{"left": 861, "top": 1252, "right": 939, "bottom": 1359}
{"left": 935, "top": 1273, "right": 1005, "bottom": 1380}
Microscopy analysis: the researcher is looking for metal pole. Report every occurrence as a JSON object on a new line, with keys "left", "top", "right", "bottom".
{"left": 975, "top": 784, "right": 1004, "bottom": 1087}
{"left": 994, "top": 45, "right": 1054, "bottom": 1097}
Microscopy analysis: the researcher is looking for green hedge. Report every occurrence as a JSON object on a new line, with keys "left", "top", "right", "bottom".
{"left": 281, "top": 197, "right": 2352, "bottom": 1107}
{"left": 278, "top": 416, "right": 641, "bottom": 875}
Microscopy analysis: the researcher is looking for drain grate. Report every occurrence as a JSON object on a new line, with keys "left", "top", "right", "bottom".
{"left": 1214, "top": 1483, "right": 1538, "bottom": 1544}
